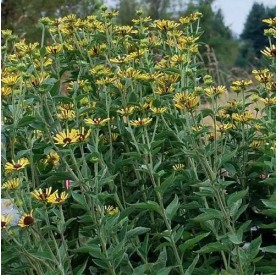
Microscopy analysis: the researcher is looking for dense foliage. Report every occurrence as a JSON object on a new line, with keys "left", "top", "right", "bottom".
{"left": 1, "top": 8, "right": 276, "bottom": 275}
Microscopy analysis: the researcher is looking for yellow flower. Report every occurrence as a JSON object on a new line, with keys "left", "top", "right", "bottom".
{"left": 31, "top": 187, "right": 55, "bottom": 201}
{"left": 216, "top": 123, "right": 233, "bottom": 133}
{"left": 47, "top": 191, "right": 68, "bottom": 204}
{"left": 172, "top": 164, "right": 185, "bottom": 171}
{"left": 46, "top": 44, "right": 63, "bottom": 55}
{"left": 155, "top": 74, "right": 180, "bottom": 87}
{"left": 1, "top": 87, "right": 12, "bottom": 96}
{"left": 252, "top": 69, "right": 273, "bottom": 84}
{"left": 2, "top": 178, "right": 20, "bottom": 190}
{"left": 264, "top": 28, "right": 276, "bottom": 38}
{"left": 15, "top": 40, "right": 39, "bottom": 54}
{"left": 101, "top": 10, "right": 119, "bottom": 18}
{"left": 250, "top": 140, "right": 264, "bottom": 149}
{"left": 130, "top": 118, "right": 152, "bottom": 127}
{"left": 132, "top": 16, "right": 151, "bottom": 25}
{"left": 262, "top": 17, "right": 276, "bottom": 27}
{"left": 261, "top": 45, "right": 276, "bottom": 58}
{"left": 192, "top": 125, "right": 205, "bottom": 133}
{"left": 61, "top": 14, "right": 77, "bottom": 23}
{"left": 114, "top": 25, "right": 137, "bottom": 36}
{"left": 53, "top": 129, "right": 80, "bottom": 146}
{"left": 18, "top": 210, "right": 34, "bottom": 228}
{"left": 2, "top": 29, "right": 13, "bottom": 39}
{"left": 101, "top": 133, "right": 118, "bottom": 144}
{"left": 217, "top": 109, "right": 230, "bottom": 119}
{"left": 155, "top": 85, "right": 175, "bottom": 95}
{"left": 152, "top": 19, "right": 180, "bottom": 31}
{"left": 43, "top": 151, "right": 60, "bottom": 166}
{"left": 85, "top": 117, "right": 110, "bottom": 127}
{"left": 117, "top": 106, "right": 135, "bottom": 116}
{"left": 33, "top": 57, "right": 53, "bottom": 68}
{"left": 89, "top": 64, "right": 111, "bottom": 76}
{"left": 56, "top": 109, "right": 76, "bottom": 121}
{"left": 173, "top": 92, "right": 200, "bottom": 111}
{"left": 1, "top": 214, "right": 13, "bottom": 229}
{"left": 259, "top": 97, "right": 276, "bottom": 106}
{"left": 205, "top": 85, "right": 227, "bottom": 97}
{"left": 230, "top": 80, "right": 252, "bottom": 93}
{"left": 232, "top": 112, "right": 254, "bottom": 123}
{"left": 77, "top": 127, "right": 92, "bottom": 142}
{"left": 104, "top": 205, "right": 119, "bottom": 216}
{"left": 5, "top": 158, "right": 29, "bottom": 174}
{"left": 2, "top": 74, "right": 21, "bottom": 87}
{"left": 88, "top": 44, "right": 107, "bottom": 56}
{"left": 30, "top": 72, "right": 50, "bottom": 87}
{"left": 110, "top": 55, "right": 128, "bottom": 64}
{"left": 150, "top": 106, "right": 167, "bottom": 115}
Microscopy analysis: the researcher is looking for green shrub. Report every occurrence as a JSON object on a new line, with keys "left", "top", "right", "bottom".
{"left": 1, "top": 10, "right": 276, "bottom": 275}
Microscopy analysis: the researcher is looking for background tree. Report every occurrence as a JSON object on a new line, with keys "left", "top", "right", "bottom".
{"left": 181, "top": 0, "right": 239, "bottom": 83}
{"left": 236, "top": 3, "right": 276, "bottom": 68}
{"left": 117, "top": 0, "right": 139, "bottom": 25}
{"left": 1, "top": 0, "right": 103, "bottom": 41}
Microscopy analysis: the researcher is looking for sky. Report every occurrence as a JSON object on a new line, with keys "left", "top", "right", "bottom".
{"left": 212, "top": 0, "right": 276, "bottom": 36}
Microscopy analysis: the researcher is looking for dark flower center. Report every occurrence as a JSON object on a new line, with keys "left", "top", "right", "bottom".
{"left": 23, "top": 216, "right": 34, "bottom": 226}
{"left": 63, "top": 137, "right": 72, "bottom": 144}
{"left": 1, "top": 221, "right": 6, "bottom": 228}
{"left": 13, "top": 163, "right": 22, "bottom": 169}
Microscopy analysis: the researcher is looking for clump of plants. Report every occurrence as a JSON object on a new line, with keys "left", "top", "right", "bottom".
{"left": 1, "top": 8, "right": 276, "bottom": 274}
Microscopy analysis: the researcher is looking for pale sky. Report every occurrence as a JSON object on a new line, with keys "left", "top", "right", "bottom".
{"left": 212, "top": 0, "right": 276, "bottom": 35}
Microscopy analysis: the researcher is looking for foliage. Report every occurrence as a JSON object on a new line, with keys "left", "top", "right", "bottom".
{"left": 236, "top": 3, "right": 276, "bottom": 68}
{"left": 1, "top": 0, "right": 103, "bottom": 42}
{"left": 1, "top": 7, "right": 276, "bottom": 275}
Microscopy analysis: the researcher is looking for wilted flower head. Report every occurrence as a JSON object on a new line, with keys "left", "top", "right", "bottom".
{"left": 104, "top": 205, "right": 119, "bottom": 216}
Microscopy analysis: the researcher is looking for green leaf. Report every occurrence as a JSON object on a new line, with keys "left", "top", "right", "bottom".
{"left": 200, "top": 108, "right": 214, "bottom": 118}
{"left": 17, "top": 116, "right": 37, "bottom": 127}
{"left": 153, "top": 248, "right": 167, "bottom": 271}
{"left": 49, "top": 80, "right": 60, "bottom": 96}
{"left": 247, "top": 236, "right": 262, "bottom": 260}
{"left": 193, "top": 208, "right": 223, "bottom": 222}
{"left": 70, "top": 245, "right": 101, "bottom": 254}
{"left": 196, "top": 242, "right": 230, "bottom": 253}
{"left": 179, "top": 232, "right": 210, "bottom": 252}
{"left": 261, "top": 199, "right": 275, "bottom": 209}
{"left": 45, "top": 172, "right": 74, "bottom": 183}
{"left": 260, "top": 245, "right": 276, "bottom": 253}
{"left": 227, "top": 188, "right": 249, "bottom": 208}
{"left": 126, "top": 227, "right": 151, "bottom": 239}
{"left": 156, "top": 173, "right": 175, "bottom": 194}
{"left": 227, "top": 232, "right": 243, "bottom": 245}
{"left": 132, "top": 201, "right": 161, "bottom": 214}
{"left": 155, "top": 267, "right": 174, "bottom": 275}
{"left": 71, "top": 192, "right": 87, "bottom": 208}
{"left": 29, "top": 251, "right": 54, "bottom": 262}
{"left": 72, "top": 259, "right": 88, "bottom": 275}
{"left": 184, "top": 254, "right": 199, "bottom": 275}
{"left": 165, "top": 195, "right": 179, "bottom": 221}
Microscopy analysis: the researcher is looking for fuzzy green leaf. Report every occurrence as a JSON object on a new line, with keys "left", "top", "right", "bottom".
{"left": 179, "top": 232, "right": 210, "bottom": 252}
{"left": 165, "top": 195, "right": 180, "bottom": 221}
